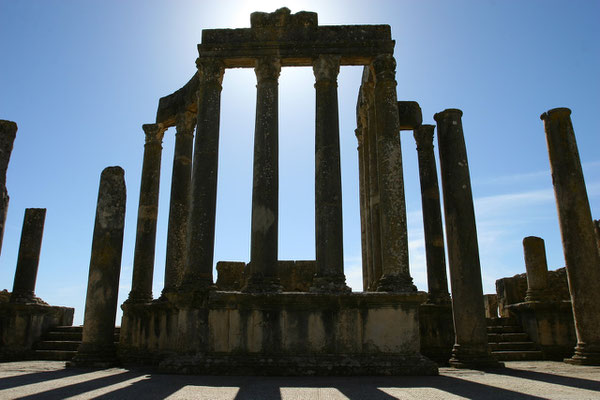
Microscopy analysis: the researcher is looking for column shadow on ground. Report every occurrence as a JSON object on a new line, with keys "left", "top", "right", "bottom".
{"left": 0, "top": 368, "right": 88, "bottom": 390}
{"left": 488, "top": 367, "right": 600, "bottom": 392}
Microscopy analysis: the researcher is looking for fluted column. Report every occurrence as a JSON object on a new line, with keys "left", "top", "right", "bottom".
{"left": 523, "top": 236, "right": 549, "bottom": 302}
{"left": 311, "top": 55, "right": 349, "bottom": 293}
{"left": 541, "top": 107, "right": 600, "bottom": 365}
{"left": 355, "top": 123, "right": 372, "bottom": 291}
{"left": 371, "top": 54, "right": 415, "bottom": 292}
{"left": 246, "top": 56, "right": 282, "bottom": 292}
{"left": 10, "top": 208, "right": 46, "bottom": 304}
{"left": 413, "top": 124, "right": 450, "bottom": 304}
{"left": 163, "top": 111, "right": 195, "bottom": 295}
{"left": 434, "top": 108, "right": 500, "bottom": 369}
{"left": 182, "top": 58, "right": 224, "bottom": 290}
{"left": 0, "top": 120, "right": 17, "bottom": 256}
{"left": 127, "top": 123, "right": 166, "bottom": 303}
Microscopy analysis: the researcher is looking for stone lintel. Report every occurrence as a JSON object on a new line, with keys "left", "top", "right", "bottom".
{"left": 156, "top": 73, "right": 198, "bottom": 126}
{"left": 198, "top": 25, "right": 394, "bottom": 68}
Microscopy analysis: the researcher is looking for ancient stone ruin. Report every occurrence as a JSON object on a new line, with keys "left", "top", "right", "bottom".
{"left": 1, "top": 8, "right": 599, "bottom": 372}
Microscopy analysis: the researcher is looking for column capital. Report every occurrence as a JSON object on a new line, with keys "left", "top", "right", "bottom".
{"left": 142, "top": 123, "right": 166, "bottom": 145}
{"left": 196, "top": 57, "right": 225, "bottom": 85}
{"left": 175, "top": 111, "right": 196, "bottom": 137}
{"left": 433, "top": 108, "right": 463, "bottom": 123}
{"left": 372, "top": 54, "right": 396, "bottom": 81}
{"left": 312, "top": 55, "right": 340, "bottom": 83}
{"left": 255, "top": 56, "right": 281, "bottom": 83}
{"left": 540, "top": 107, "right": 571, "bottom": 121}
{"left": 413, "top": 124, "right": 435, "bottom": 151}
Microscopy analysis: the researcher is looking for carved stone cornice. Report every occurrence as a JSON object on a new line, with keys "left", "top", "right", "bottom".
{"left": 196, "top": 57, "right": 225, "bottom": 86}
{"left": 312, "top": 55, "right": 340, "bottom": 83}
{"left": 255, "top": 56, "right": 281, "bottom": 83}
{"left": 142, "top": 123, "right": 166, "bottom": 145}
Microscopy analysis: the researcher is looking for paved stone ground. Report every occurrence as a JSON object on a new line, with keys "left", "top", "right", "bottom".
{"left": 0, "top": 361, "right": 599, "bottom": 399}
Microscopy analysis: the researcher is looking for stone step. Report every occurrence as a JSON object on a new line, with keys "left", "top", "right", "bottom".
{"left": 33, "top": 350, "right": 77, "bottom": 361}
{"left": 44, "top": 331, "right": 83, "bottom": 341}
{"left": 52, "top": 325, "right": 83, "bottom": 333}
{"left": 36, "top": 340, "right": 80, "bottom": 351}
{"left": 492, "top": 350, "right": 544, "bottom": 361}
{"left": 489, "top": 341, "right": 538, "bottom": 351}
{"left": 486, "top": 317, "right": 518, "bottom": 326}
{"left": 486, "top": 325, "right": 523, "bottom": 334}
{"left": 488, "top": 332, "right": 530, "bottom": 343}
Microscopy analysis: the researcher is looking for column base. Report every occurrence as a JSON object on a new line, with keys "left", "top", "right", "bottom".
{"left": 242, "top": 274, "right": 282, "bottom": 293}
{"left": 426, "top": 292, "right": 451, "bottom": 305}
{"left": 310, "top": 275, "right": 351, "bottom": 293}
{"left": 124, "top": 292, "right": 153, "bottom": 304}
{"left": 564, "top": 343, "right": 600, "bottom": 366}
{"left": 9, "top": 292, "right": 48, "bottom": 305}
{"left": 449, "top": 344, "right": 504, "bottom": 369}
{"left": 375, "top": 273, "right": 417, "bottom": 293}
{"left": 67, "top": 342, "right": 119, "bottom": 368}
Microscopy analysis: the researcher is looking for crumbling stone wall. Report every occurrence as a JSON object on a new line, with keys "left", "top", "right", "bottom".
{"left": 216, "top": 260, "right": 317, "bottom": 292}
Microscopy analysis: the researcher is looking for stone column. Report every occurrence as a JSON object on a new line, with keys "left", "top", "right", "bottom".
{"left": 311, "top": 55, "right": 349, "bottom": 293}
{"left": 10, "top": 208, "right": 47, "bottom": 304}
{"left": 162, "top": 111, "right": 195, "bottom": 296}
{"left": 364, "top": 80, "right": 383, "bottom": 289}
{"left": 70, "top": 167, "right": 126, "bottom": 367}
{"left": 127, "top": 123, "right": 166, "bottom": 303}
{"left": 413, "top": 124, "right": 451, "bottom": 304}
{"left": 0, "top": 120, "right": 17, "bottom": 256}
{"left": 371, "top": 54, "right": 415, "bottom": 292}
{"left": 594, "top": 219, "right": 600, "bottom": 252}
{"left": 541, "top": 107, "right": 600, "bottom": 365}
{"left": 182, "top": 58, "right": 224, "bottom": 290}
{"left": 355, "top": 124, "right": 372, "bottom": 291}
{"left": 523, "top": 236, "right": 549, "bottom": 302}
{"left": 434, "top": 108, "right": 501, "bottom": 368}
{"left": 246, "top": 56, "right": 281, "bottom": 292}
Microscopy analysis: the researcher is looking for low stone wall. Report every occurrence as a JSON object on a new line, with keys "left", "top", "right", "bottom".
{"left": 120, "top": 290, "right": 438, "bottom": 375}
{"left": 496, "top": 268, "right": 569, "bottom": 317}
{"left": 216, "top": 260, "right": 317, "bottom": 292}
{"left": 0, "top": 302, "right": 74, "bottom": 359}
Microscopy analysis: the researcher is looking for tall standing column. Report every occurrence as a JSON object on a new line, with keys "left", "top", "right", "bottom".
{"left": 355, "top": 123, "right": 372, "bottom": 291}
{"left": 70, "top": 167, "right": 126, "bottom": 367}
{"left": 311, "top": 55, "right": 349, "bottom": 293}
{"left": 246, "top": 56, "right": 281, "bottom": 292}
{"left": 127, "top": 123, "right": 166, "bottom": 303}
{"left": 162, "top": 111, "right": 195, "bottom": 296}
{"left": 434, "top": 108, "right": 501, "bottom": 368}
{"left": 182, "top": 58, "right": 224, "bottom": 290}
{"left": 364, "top": 80, "right": 383, "bottom": 289}
{"left": 371, "top": 54, "right": 415, "bottom": 292}
{"left": 10, "top": 208, "right": 47, "bottom": 304}
{"left": 594, "top": 219, "right": 599, "bottom": 252}
{"left": 0, "top": 120, "right": 17, "bottom": 256}
{"left": 413, "top": 124, "right": 450, "bottom": 304}
{"left": 523, "top": 236, "right": 549, "bottom": 302}
{"left": 541, "top": 107, "right": 600, "bottom": 365}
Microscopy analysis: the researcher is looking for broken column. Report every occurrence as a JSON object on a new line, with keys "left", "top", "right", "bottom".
{"left": 523, "top": 236, "right": 549, "bottom": 302}
{"left": 70, "top": 167, "right": 126, "bottom": 367}
{"left": 127, "top": 123, "right": 166, "bottom": 303}
{"left": 163, "top": 111, "right": 195, "bottom": 296}
{"left": 10, "top": 208, "right": 47, "bottom": 304}
{"left": 413, "top": 124, "right": 450, "bottom": 304}
{"left": 541, "top": 107, "right": 600, "bottom": 365}
{"left": 0, "top": 120, "right": 17, "bottom": 256}
{"left": 246, "top": 56, "right": 282, "bottom": 292}
{"left": 182, "top": 58, "right": 224, "bottom": 290}
{"left": 311, "top": 55, "right": 349, "bottom": 293}
{"left": 371, "top": 54, "right": 415, "bottom": 292}
{"left": 434, "top": 108, "right": 501, "bottom": 368}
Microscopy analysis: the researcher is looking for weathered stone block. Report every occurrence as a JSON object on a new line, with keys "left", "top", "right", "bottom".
{"left": 419, "top": 303, "right": 454, "bottom": 365}
{"left": 397, "top": 101, "right": 422, "bottom": 130}
{"left": 484, "top": 294, "right": 499, "bottom": 318}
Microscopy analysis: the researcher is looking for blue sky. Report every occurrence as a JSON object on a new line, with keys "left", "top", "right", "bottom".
{"left": 1, "top": 0, "right": 598, "bottom": 325}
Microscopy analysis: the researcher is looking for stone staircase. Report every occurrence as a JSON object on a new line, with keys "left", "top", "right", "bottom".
{"left": 487, "top": 318, "right": 543, "bottom": 361}
{"left": 33, "top": 326, "right": 120, "bottom": 361}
